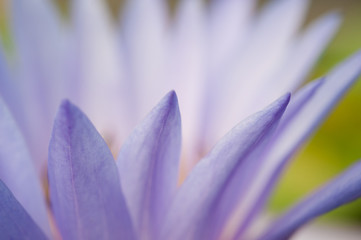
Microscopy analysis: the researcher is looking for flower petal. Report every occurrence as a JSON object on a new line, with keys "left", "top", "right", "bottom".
{"left": 201, "top": 0, "right": 254, "bottom": 154}
{"left": 117, "top": 91, "right": 181, "bottom": 239}
{"left": 207, "top": 0, "right": 254, "bottom": 70}
{"left": 161, "top": 94, "right": 290, "bottom": 240}
{"left": 265, "top": 11, "right": 341, "bottom": 101}
{"left": 71, "top": 0, "right": 128, "bottom": 152}
{"left": 169, "top": 0, "right": 207, "bottom": 167}
{"left": 232, "top": 50, "right": 361, "bottom": 238}
{"left": 0, "top": 48, "right": 23, "bottom": 121}
{"left": 229, "top": 77, "right": 324, "bottom": 239}
{"left": 121, "top": 0, "right": 168, "bottom": 118}
{"left": 48, "top": 100, "right": 135, "bottom": 240}
{"left": 260, "top": 160, "right": 361, "bottom": 240}
{"left": 10, "top": 0, "right": 68, "bottom": 170}
{"left": 0, "top": 97, "right": 50, "bottom": 236}
{"left": 0, "top": 180, "right": 46, "bottom": 239}
{"left": 209, "top": 0, "right": 309, "bottom": 149}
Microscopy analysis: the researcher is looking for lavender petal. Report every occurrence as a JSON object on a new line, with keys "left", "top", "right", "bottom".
{"left": 48, "top": 100, "right": 135, "bottom": 240}
{"left": 0, "top": 97, "right": 50, "bottom": 236}
{"left": 117, "top": 91, "right": 181, "bottom": 239}
{"left": 161, "top": 94, "right": 290, "bottom": 240}
{"left": 260, "top": 160, "right": 361, "bottom": 240}
{"left": 0, "top": 180, "right": 46, "bottom": 240}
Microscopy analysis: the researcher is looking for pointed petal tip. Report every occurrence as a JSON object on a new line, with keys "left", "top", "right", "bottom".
{"left": 57, "top": 100, "right": 84, "bottom": 123}
{"left": 271, "top": 92, "right": 291, "bottom": 112}
{"left": 157, "top": 90, "right": 180, "bottom": 114}
{"left": 59, "top": 99, "right": 75, "bottom": 111}
{"left": 284, "top": 92, "right": 291, "bottom": 102}
{"left": 165, "top": 90, "right": 178, "bottom": 104}
{"left": 168, "top": 89, "right": 177, "bottom": 97}
{"left": 262, "top": 92, "right": 291, "bottom": 122}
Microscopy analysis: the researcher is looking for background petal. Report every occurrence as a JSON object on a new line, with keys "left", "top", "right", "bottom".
{"left": 10, "top": 0, "right": 69, "bottom": 171}
{"left": 205, "top": 0, "right": 309, "bottom": 152}
{"left": 121, "top": 0, "right": 168, "bottom": 119}
{"left": 71, "top": 0, "right": 128, "bottom": 154}
{"left": 167, "top": 0, "right": 207, "bottom": 168}
{"left": 255, "top": 11, "right": 341, "bottom": 110}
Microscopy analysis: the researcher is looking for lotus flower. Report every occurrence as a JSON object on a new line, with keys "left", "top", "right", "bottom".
{"left": 0, "top": 0, "right": 361, "bottom": 239}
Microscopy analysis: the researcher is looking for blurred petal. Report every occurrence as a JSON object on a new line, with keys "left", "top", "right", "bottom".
{"left": 121, "top": 0, "right": 168, "bottom": 117}
{"left": 201, "top": 0, "right": 254, "bottom": 153}
{"left": 48, "top": 100, "right": 135, "bottom": 240}
{"left": 260, "top": 160, "right": 361, "bottom": 240}
{"left": 117, "top": 91, "right": 181, "bottom": 239}
{"left": 169, "top": 0, "right": 207, "bottom": 167}
{"left": 0, "top": 180, "right": 46, "bottom": 240}
{"left": 0, "top": 47, "right": 23, "bottom": 121}
{"left": 161, "top": 94, "right": 290, "bottom": 240}
{"left": 207, "top": 0, "right": 254, "bottom": 70}
{"left": 211, "top": 0, "right": 309, "bottom": 148}
{"left": 277, "top": 78, "right": 324, "bottom": 129}
{"left": 71, "top": 0, "right": 128, "bottom": 150}
{"left": 264, "top": 11, "right": 341, "bottom": 102}
{"left": 0, "top": 97, "right": 50, "bottom": 236}
{"left": 10, "top": 0, "right": 68, "bottom": 170}
{"left": 233, "top": 50, "right": 361, "bottom": 237}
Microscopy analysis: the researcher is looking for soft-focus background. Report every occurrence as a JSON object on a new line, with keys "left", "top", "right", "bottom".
{"left": 268, "top": 0, "right": 361, "bottom": 226}
{"left": 1, "top": 0, "right": 361, "bottom": 230}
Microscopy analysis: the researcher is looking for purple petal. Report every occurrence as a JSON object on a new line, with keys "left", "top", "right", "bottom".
{"left": 0, "top": 47, "right": 23, "bottom": 122}
{"left": 48, "top": 100, "right": 135, "bottom": 240}
{"left": 169, "top": 0, "right": 207, "bottom": 167}
{"left": 207, "top": 0, "right": 309, "bottom": 150}
{"left": 232, "top": 50, "right": 361, "bottom": 238}
{"left": 0, "top": 180, "right": 46, "bottom": 239}
{"left": 260, "top": 160, "right": 361, "bottom": 240}
{"left": 121, "top": 0, "right": 168, "bottom": 118}
{"left": 207, "top": 0, "right": 254, "bottom": 70}
{"left": 71, "top": 0, "right": 129, "bottom": 153}
{"left": 0, "top": 97, "right": 50, "bottom": 236}
{"left": 267, "top": 11, "right": 341, "bottom": 99}
{"left": 117, "top": 91, "right": 181, "bottom": 239}
{"left": 10, "top": 0, "right": 68, "bottom": 170}
{"left": 161, "top": 94, "right": 290, "bottom": 240}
